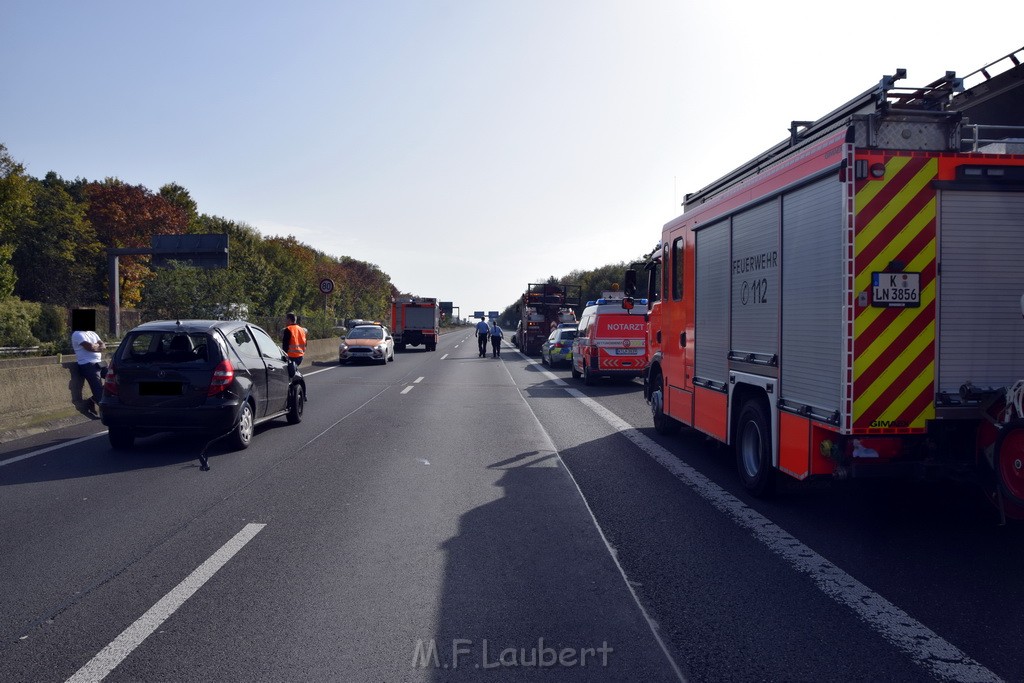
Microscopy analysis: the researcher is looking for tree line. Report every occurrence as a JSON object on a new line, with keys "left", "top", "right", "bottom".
{"left": 0, "top": 142, "right": 398, "bottom": 350}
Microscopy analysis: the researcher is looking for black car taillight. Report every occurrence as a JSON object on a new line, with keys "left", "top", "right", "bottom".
{"left": 103, "top": 361, "right": 118, "bottom": 396}
{"left": 208, "top": 359, "right": 235, "bottom": 396}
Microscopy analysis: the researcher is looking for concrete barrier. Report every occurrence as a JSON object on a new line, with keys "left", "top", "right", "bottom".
{"left": 0, "top": 337, "right": 341, "bottom": 443}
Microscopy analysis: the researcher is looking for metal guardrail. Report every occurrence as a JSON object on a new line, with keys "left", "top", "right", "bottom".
{"left": 0, "top": 346, "right": 41, "bottom": 356}
{"left": 961, "top": 125, "right": 1024, "bottom": 152}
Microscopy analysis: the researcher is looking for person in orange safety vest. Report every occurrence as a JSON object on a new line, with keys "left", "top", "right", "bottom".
{"left": 282, "top": 312, "right": 307, "bottom": 366}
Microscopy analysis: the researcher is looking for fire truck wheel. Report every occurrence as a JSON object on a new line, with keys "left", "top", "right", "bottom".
{"left": 735, "top": 399, "right": 775, "bottom": 497}
{"left": 583, "top": 363, "right": 595, "bottom": 386}
{"left": 651, "top": 383, "right": 681, "bottom": 436}
{"left": 571, "top": 361, "right": 581, "bottom": 379}
{"left": 995, "top": 426, "right": 1024, "bottom": 507}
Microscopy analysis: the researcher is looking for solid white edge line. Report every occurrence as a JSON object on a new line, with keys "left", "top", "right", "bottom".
{"left": 525, "top": 360, "right": 999, "bottom": 683}
{"left": 500, "top": 361, "right": 688, "bottom": 683}
{"left": 0, "top": 432, "right": 107, "bottom": 468}
{"left": 66, "top": 523, "right": 266, "bottom": 683}
{"left": 300, "top": 365, "right": 336, "bottom": 376}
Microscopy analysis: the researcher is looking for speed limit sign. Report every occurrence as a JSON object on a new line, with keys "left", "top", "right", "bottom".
{"left": 319, "top": 278, "right": 335, "bottom": 294}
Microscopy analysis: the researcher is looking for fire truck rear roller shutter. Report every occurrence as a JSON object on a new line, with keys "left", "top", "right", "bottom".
{"left": 938, "top": 190, "right": 1024, "bottom": 396}
{"left": 780, "top": 177, "right": 843, "bottom": 417}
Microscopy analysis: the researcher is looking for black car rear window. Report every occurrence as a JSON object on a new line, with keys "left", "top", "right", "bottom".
{"left": 120, "top": 331, "right": 213, "bottom": 365}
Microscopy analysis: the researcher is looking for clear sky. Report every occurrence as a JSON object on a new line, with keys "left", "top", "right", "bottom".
{"left": 3, "top": 1, "right": 1022, "bottom": 318}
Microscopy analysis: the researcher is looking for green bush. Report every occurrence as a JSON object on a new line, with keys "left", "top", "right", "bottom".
{"left": 0, "top": 296, "right": 41, "bottom": 347}
{"left": 31, "top": 303, "right": 68, "bottom": 344}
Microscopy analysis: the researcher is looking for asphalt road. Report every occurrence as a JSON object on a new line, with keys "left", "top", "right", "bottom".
{"left": 1, "top": 331, "right": 1022, "bottom": 682}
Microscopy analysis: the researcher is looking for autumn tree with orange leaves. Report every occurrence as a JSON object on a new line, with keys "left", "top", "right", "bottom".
{"left": 86, "top": 179, "right": 188, "bottom": 307}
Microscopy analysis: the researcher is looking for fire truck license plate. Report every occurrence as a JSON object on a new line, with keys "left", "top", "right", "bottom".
{"left": 871, "top": 272, "right": 920, "bottom": 308}
{"left": 614, "top": 348, "right": 643, "bottom": 355}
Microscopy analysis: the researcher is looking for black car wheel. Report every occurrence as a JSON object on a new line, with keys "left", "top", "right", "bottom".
{"left": 287, "top": 385, "right": 304, "bottom": 424}
{"left": 230, "top": 401, "right": 255, "bottom": 450}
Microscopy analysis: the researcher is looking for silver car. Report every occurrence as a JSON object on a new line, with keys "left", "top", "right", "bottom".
{"left": 339, "top": 324, "right": 395, "bottom": 365}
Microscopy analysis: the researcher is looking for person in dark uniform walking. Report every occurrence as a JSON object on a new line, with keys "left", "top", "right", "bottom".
{"left": 489, "top": 321, "right": 504, "bottom": 358}
{"left": 475, "top": 318, "right": 490, "bottom": 357}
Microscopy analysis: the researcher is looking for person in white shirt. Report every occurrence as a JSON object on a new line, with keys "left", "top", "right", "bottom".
{"left": 71, "top": 326, "right": 106, "bottom": 416}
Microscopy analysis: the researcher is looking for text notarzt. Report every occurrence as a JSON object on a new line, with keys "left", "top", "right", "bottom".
{"left": 411, "top": 638, "right": 613, "bottom": 669}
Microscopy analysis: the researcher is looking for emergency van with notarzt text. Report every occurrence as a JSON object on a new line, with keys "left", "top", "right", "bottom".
{"left": 638, "top": 47, "right": 1024, "bottom": 520}
{"left": 571, "top": 293, "right": 649, "bottom": 385}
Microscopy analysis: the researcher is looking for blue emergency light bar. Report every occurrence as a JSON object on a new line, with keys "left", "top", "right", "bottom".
{"left": 586, "top": 298, "right": 649, "bottom": 306}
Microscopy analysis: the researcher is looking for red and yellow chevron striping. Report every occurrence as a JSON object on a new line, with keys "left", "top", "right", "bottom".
{"left": 852, "top": 155, "right": 938, "bottom": 432}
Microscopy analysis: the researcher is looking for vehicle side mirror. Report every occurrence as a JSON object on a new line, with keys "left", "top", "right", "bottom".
{"left": 623, "top": 268, "right": 637, "bottom": 297}
{"left": 645, "top": 263, "right": 658, "bottom": 302}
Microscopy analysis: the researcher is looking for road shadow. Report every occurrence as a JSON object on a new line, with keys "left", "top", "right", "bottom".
{"left": 543, "top": 428, "right": 1024, "bottom": 680}
{"left": 423, "top": 450, "right": 682, "bottom": 682}
{"left": 0, "top": 427, "right": 272, "bottom": 487}
{"left": 522, "top": 379, "right": 644, "bottom": 401}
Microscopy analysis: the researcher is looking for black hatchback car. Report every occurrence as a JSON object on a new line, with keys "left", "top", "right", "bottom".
{"left": 100, "top": 320, "right": 306, "bottom": 450}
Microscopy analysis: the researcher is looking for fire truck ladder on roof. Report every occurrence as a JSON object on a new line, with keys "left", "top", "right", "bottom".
{"left": 956, "top": 45, "right": 1024, "bottom": 98}
{"left": 951, "top": 45, "right": 1024, "bottom": 148}
{"left": 685, "top": 69, "right": 963, "bottom": 208}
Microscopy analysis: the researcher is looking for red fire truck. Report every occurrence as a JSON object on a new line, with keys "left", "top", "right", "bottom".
{"left": 638, "top": 48, "right": 1024, "bottom": 519}
{"left": 391, "top": 297, "right": 439, "bottom": 352}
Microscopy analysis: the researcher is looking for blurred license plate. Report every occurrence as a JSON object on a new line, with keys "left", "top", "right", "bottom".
{"left": 139, "top": 382, "right": 184, "bottom": 396}
{"left": 615, "top": 348, "right": 642, "bottom": 355}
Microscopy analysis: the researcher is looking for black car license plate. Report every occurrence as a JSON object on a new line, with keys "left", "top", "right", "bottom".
{"left": 139, "top": 381, "right": 184, "bottom": 396}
